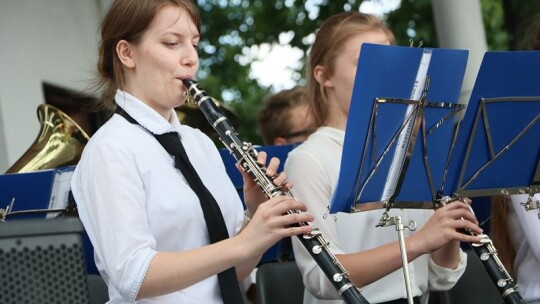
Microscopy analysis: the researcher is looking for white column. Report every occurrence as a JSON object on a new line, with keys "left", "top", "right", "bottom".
{"left": 431, "top": 0, "right": 488, "bottom": 105}
{"left": 0, "top": 99, "right": 6, "bottom": 171}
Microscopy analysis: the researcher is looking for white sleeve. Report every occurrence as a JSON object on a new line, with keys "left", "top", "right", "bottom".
{"left": 71, "top": 140, "right": 157, "bottom": 302}
{"left": 427, "top": 249, "right": 467, "bottom": 291}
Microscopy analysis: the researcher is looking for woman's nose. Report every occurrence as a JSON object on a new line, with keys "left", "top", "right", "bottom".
{"left": 181, "top": 45, "right": 198, "bottom": 67}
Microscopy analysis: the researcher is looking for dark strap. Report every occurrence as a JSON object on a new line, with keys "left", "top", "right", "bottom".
{"left": 115, "top": 107, "right": 244, "bottom": 304}
{"left": 154, "top": 132, "right": 232, "bottom": 244}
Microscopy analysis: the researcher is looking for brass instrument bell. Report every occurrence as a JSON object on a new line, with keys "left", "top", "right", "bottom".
{"left": 5, "top": 104, "right": 90, "bottom": 173}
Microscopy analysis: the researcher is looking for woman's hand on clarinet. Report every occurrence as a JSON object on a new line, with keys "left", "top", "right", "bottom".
{"left": 239, "top": 195, "right": 314, "bottom": 257}
{"left": 410, "top": 199, "right": 483, "bottom": 254}
{"left": 238, "top": 151, "right": 292, "bottom": 216}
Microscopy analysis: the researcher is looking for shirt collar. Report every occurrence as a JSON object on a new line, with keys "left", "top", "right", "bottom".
{"left": 114, "top": 90, "right": 182, "bottom": 135}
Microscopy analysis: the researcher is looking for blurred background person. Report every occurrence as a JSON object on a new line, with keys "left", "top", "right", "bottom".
{"left": 257, "top": 85, "right": 316, "bottom": 146}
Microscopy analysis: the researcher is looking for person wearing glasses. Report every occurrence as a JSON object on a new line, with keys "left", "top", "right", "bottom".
{"left": 257, "top": 85, "right": 316, "bottom": 146}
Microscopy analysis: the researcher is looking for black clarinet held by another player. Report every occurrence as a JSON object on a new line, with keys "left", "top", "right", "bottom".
{"left": 183, "top": 79, "right": 369, "bottom": 304}
{"left": 438, "top": 196, "right": 525, "bottom": 304}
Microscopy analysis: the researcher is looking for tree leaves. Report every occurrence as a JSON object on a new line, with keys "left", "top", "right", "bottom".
{"left": 194, "top": 0, "right": 515, "bottom": 144}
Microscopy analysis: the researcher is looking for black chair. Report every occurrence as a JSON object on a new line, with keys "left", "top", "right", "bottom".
{"left": 0, "top": 217, "right": 91, "bottom": 304}
{"left": 88, "top": 274, "right": 109, "bottom": 304}
{"left": 256, "top": 261, "right": 304, "bottom": 304}
{"left": 429, "top": 290, "right": 452, "bottom": 304}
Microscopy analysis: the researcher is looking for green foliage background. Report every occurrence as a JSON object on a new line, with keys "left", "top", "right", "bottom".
{"left": 193, "top": 0, "right": 538, "bottom": 145}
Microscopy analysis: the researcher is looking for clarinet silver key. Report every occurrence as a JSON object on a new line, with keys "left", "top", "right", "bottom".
{"left": 183, "top": 79, "right": 369, "bottom": 304}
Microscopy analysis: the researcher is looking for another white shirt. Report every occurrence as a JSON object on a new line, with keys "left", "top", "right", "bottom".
{"left": 284, "top": 127, "right": 466, "bottom": 304}
{"left": 71, "top": 90, "right": 243, "bottom": 303}
{"left": 509, "top": 194, "right": 540, "bottom": 304}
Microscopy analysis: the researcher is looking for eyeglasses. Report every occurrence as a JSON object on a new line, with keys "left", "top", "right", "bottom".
{"left": 281, "top": 128, "right": 315, "bottom": 139}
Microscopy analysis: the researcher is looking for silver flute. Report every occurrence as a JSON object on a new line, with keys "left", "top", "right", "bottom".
{"left": 438, "top": 196, "right": 525, "bottom": 304}
{"left": 183, "top": 79, "right": 369, "bottom": 304}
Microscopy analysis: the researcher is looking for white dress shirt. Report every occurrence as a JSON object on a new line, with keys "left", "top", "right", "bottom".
{"left": 509, "top": 194, "right": 540, "bottom": 304}
{"left": 71, "top": 90, "right": 243, "bottom": 303}
{"left": 284, "top": 127, "right": 466, "bottom": 304}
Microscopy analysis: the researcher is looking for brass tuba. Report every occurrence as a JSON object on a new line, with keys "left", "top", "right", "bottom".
{"left": 5, "top": 104, "right": 90, "bottom": 173}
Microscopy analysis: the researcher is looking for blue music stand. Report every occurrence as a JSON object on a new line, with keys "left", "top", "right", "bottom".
{"left": 445, "top": 51, "right": 540, "bottom": 203}
{"left": 442, "top": 51, "right": 539, "bottom": 303}
{"left": 330, "top": 44, "right": 468, "bottom": 214}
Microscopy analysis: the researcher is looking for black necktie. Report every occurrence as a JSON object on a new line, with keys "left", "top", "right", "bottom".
{"left": 116, "top": 108, "right": 244, "bottom": 304}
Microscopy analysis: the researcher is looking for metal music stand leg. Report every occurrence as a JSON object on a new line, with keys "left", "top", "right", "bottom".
{"left": 395, "top": 216, "right": 417, "bottom": 304}
{"left": 378, "top": 214, "right": 417, "bottom": 304}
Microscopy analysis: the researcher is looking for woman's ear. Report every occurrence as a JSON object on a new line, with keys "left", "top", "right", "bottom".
{"left": 313, "top": 65, "right": 334, "bottom": 88}
{"left": 116, "top": 40, "right": 135, "bottom": 69}
{"left": 273, "top": 137, "right": 287, "bottom": 146}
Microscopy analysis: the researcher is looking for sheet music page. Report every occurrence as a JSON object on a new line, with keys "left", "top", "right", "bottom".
{"left": 47, "top": 166, "right": 75, "bottom": 218}
{"left": 380, "top": 49, "right": 432, "bottom": 201}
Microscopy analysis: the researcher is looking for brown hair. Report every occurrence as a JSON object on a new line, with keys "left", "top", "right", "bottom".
{"left": 490, "top": 195, "right": 516, "bottom": 276}
{"left": 306, "top": 12, "right": 395, "bottom": 127}
{"left": 94, "top": 0, "right": 201, "bottom": 111}
{"left": 257, "top": 86, "right": 309, "bottom": 145}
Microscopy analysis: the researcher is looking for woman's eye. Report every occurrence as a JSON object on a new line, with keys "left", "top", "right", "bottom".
{"left": 165, "top": 42, "right": 179, "bottom": 47}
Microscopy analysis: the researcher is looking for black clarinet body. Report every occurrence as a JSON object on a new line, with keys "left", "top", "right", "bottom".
{"left": 469, "top": 243, "right": 525, "bottom": 304}
{"left": 183, "top": 79, "right": 369, "bottom": 304}
{"left": 438, "top": 196, "right": 525, "bottom": 304}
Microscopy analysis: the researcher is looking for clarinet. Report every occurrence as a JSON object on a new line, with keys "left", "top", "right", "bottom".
{"left": 183, "top": 79, "right": 369, "bottom": 304}
{"left": 438, "top": 196, "right": 525, "bottom": 304}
